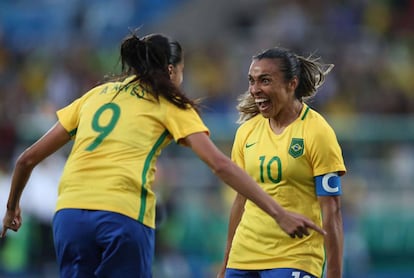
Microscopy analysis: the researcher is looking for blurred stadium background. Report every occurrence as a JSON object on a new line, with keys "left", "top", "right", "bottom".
{"left": 0, "top": 0, "right": 414, "bottom": 277}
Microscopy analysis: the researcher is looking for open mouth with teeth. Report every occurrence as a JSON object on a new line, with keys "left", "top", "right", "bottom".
{"left": 255, "top": 97, "right": 271, "bottom": 112}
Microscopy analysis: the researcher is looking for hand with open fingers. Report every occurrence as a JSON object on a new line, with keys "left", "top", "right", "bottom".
{"left": 1, "top": 209, "right": 22, "bottom": 238}
{"left": 277, "top": 210, "right": 326, "bottom": 238}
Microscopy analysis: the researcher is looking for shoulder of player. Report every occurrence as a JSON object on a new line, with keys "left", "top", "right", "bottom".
{"left": 238, "top": 114, "right": 263, "bottom": 130}
{"left": 233, "top": 115, "right": 264, "bottom": 143}
{"left": 302, "top": 107, "right": 338, "bottom": 140}
{"left": 302, "top": 106, "right": 332, "bottom": 126}
{"left": 80, "top": 82, "right": 117, "bottom": 98}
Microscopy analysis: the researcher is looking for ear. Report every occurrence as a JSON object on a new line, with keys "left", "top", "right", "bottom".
{"left": 288, "top": 76, "right": 299, "bottom": 91}
{"left": 168, "top": 64, "right": 174, "bottom": 75}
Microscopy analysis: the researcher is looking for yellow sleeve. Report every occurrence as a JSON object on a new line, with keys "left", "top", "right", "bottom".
{"left": 56, "top": 86, "right": 104, "bottom": 137}
{"left": 231, "top": 127, "right": 246, "bottom": 169}
{"left": 163, "top": 100, "right": 210, "bottom": 142}
{"left": 56, "top": 97, "right": 83, "bottom": 137}
{"left": 307, "top": 120, "right": 346, "bottom": 177}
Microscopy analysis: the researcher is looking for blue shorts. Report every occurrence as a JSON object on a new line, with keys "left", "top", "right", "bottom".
{"left": 52, "top": 209, "right": 155, "bottom": 278}
{"left": 225, "top": 268, "right": 317, "bottom": 278}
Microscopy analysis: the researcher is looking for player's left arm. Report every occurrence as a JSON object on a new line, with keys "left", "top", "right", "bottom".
{"left": 316, "top": 173, "right": 343, "bottom": 278}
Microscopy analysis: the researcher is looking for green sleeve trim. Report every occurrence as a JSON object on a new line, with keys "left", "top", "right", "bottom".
{"left": 68, "top": 128, "right": 77, "bottom": 137}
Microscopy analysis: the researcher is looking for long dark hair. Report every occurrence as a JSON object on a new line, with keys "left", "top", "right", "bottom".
{"left": 112, "top": 30, "right": 197, "bottom": 110}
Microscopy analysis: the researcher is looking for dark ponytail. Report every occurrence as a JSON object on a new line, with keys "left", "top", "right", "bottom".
{"left": 114, "top": 30, "right": 197, "bottom": 110}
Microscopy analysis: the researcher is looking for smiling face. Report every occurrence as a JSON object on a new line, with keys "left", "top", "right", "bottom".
{"left": 248, "top": 58, "right": 298, "bottom": 119}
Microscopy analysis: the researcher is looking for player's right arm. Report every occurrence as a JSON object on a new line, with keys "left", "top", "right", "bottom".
{"left": 1, "top": 122, "right": 70, "bottom": 238}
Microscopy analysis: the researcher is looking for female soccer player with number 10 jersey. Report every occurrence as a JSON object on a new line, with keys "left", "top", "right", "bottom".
{"left": 219, "top": 47, "right": 346, "bottom": 278}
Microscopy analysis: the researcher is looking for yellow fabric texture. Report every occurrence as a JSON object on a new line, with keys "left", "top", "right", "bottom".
{"left": 227, "top": 105, "right": 346, "bottom": 277}
{"left": 56, "top": 77, "right": 209, "bottom": 228}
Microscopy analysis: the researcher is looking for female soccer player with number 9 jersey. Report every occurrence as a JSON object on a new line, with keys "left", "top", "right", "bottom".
{"left": 1, "top": 32, "right": 326, "bottom": 278}
{"left": 218, "top": 47, "right": 346, "bottom": 278}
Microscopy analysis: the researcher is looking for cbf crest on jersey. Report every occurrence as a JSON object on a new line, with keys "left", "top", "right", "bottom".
{"left": 289, "top": 138, "right": 304, "bottom": 158}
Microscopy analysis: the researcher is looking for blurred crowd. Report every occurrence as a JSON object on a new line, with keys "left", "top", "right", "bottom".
{"left": 1, "top": 0, "right": 414, "bottom": 277}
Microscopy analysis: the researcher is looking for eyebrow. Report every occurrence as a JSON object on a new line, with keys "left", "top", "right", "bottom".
{"left": 248, "top": 73, "right": 272, "bottom": 79}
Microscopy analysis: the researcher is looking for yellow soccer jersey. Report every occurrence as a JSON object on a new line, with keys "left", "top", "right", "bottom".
{"left": 227, "top": 104, "right": 346, "bottom": 277}
{"left": 56, "top": 76, "right": 209, "bottom": 229}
